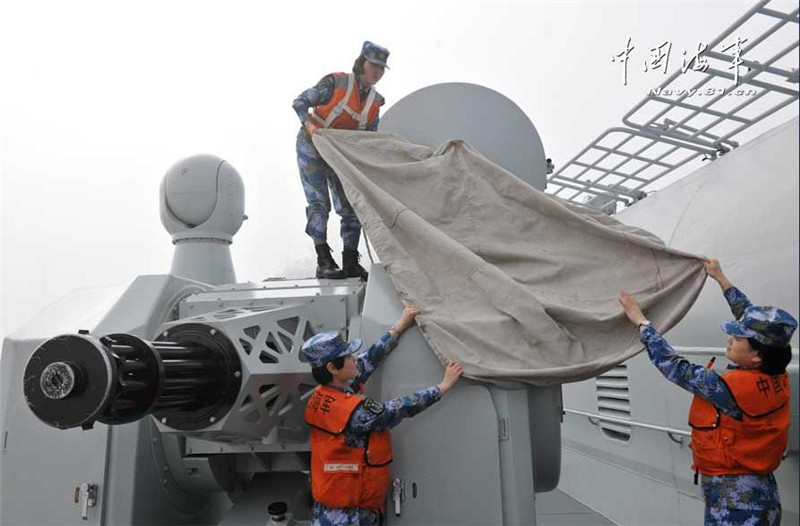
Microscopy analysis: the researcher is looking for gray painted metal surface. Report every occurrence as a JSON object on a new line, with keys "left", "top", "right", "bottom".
{"left": 5, "top": 63, "right": 794, "bottom": 525}
{"left": 535, "top": 490, "right": 616, "bottom": 525}
{"left": 2, "top": 226, "right": 558, "bottom": 524}
{"left": 1, "top": 65, "right": 565, "bottom": 525}
{"left": 2, "top": 79, "right": 562, "bottom": 524}
{"left": 559, "top": 118, "right": 799, "bottom": 525}
{"left": 357, "top": 265, "right": 561, "bottom": 524}
{"left": 2, "top": 263, "right": 557, "bottom": 524}
{"left": 160, "top": 154, "right": 246, "bottom": 285}
{"left": 381, "top": 82, "right": 548, "bottom": 191}
{"left": 155, "top": 279, "right": 363, "bottom": 444}
{"left": 218, "top": 472, "right": 310, "bottom": 525}
{"left": 1, "top": 275, "right": 232, "bottom": 525}
{"left": 359, "top": 265, "right": 514, "bottom": 524}
{"left": 0, "top": 286, "right": 123, "bottom": 524}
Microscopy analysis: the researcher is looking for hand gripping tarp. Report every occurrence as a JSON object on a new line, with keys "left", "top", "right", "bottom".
{"left": 313, "top": 130, "right": 706, "bottom": 385}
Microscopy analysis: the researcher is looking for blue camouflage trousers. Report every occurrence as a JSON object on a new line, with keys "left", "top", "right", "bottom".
{"left": 701, "top": 473, "right": 781, "bottom": 525}
{"left": 296, "top": 129, "right": 361, "bottom": 248}
{"left": 311, "top": 502, "right": 380, "bottom": 526}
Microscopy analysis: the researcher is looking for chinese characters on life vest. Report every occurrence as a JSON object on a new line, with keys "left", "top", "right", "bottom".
{"left": 309, "top": 391, "right": 336, "bottom": 415}
{"left": 756, "top": 374, "right": 788, "bottom": 398}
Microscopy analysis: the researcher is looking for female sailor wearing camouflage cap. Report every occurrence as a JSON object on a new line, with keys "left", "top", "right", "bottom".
{"left": 292, "top": 41, "right": 390, "bottom": 282}
{"left": 302, "top": 303, "right": 463, "bottom": 526}
{"left": 619, "top": 258, "right": 796, "bottom": 526}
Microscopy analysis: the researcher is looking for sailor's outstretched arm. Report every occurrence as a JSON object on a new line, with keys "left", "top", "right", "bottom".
{"left": 703, "top": 258, "right": 752, "bottom": 318}
{"left": 350, "top": 362, "right": 463, "bottom": 432}
{"left": 619, "top": 290, "right": 741, "bottom": 418}
{"left": 353, "top": 304, "right": 420, "bottom": 385}
{"left": 638, "top": 326, "right": 741, "bottom": 418}
{"left": 352, "top": 332, "right": 398, "bottom": 387}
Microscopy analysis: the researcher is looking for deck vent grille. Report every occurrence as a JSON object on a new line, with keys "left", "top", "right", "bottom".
{"left": 596, "top": 364, "right": 632, "bottom": 442}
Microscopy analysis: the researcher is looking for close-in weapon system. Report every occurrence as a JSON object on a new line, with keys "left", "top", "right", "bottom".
{"left": 4, "top": 85, "right": 562, "bottom": 526}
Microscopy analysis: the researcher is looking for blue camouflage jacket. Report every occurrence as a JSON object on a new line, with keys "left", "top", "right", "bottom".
{"left": 639, "top": 286, "right": 755, "bottom": 419}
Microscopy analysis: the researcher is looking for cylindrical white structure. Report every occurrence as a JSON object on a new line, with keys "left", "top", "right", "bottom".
{"left": 559, "top": 117, "right": 799, "bottom": 525}
{"left": 159, "top": 154, "right": 246, "bottom": 285}
{"left": 617, "top": 118, "right": 799, "bottom": 348}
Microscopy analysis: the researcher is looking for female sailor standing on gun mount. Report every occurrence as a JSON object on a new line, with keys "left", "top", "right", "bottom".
{"left": 619, "top": 258, "right": 796, "bottom": 525}
{"left": 292, "top": 41, "right": 389, "bottom": 281}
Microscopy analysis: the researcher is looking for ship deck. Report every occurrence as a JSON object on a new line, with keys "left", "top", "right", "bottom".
{"left": 536, "top": 490, "right": 616, "bottom": 525}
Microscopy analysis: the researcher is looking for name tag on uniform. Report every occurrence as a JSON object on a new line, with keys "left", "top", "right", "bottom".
{"left": 324, "top": 463, "right": 360, "bottom": 473}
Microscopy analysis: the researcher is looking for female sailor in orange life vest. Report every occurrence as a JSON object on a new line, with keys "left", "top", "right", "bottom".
{"left": 619, "top": 258, "right": 797, "bottom": 526}
{"left": 301, "top": 304, "right": 463, "bottom": 526}
{"left": 292, "top": 41, "right": 389, "bottom": 282}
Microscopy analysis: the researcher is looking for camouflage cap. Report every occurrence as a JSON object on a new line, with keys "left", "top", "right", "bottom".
{"left": 361, "top": 41, "right": 390, "bottom": 68}
{"left": 721, "top": 305, "right": 798, "bottom": 347}
{"left": 301, "top": 331, "right": 362, "bottom": 368}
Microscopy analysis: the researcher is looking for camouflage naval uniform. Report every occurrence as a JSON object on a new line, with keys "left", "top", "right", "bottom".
{"left": 310, "top": 331, "right": 442, "bottom": 526}
{"left": 292, "top": 75, "right": 381, "bottom": 249}
{"left": 638, "top": 286, "right": 782, "bottom": 525}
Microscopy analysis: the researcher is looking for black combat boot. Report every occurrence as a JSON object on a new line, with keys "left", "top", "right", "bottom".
{"left": 342, "top": 248, "right": 369, "bottom": 280}
{"left": 315, "top": 243, "right": 346, "bottom": 279}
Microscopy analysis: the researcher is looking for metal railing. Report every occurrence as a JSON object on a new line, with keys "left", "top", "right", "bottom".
{"left": 547, "top": 0, "right": 799, "bottom": 212}
{"left": 565, "top": 346, "right": 798, "bottom": 446}
{"left": 563, "top": 408, "right": 690, "bottom": 446}
{"left": 673, "top": 346, "right": 727, "bottom": 356}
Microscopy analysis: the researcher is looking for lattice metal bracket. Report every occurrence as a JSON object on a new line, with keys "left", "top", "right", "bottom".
{"left": 547, "top": 0, "right": 799, "bottom": 212}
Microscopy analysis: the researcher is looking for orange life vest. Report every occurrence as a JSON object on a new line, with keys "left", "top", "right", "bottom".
{"left": 310, "top": 73, "right": 383, "bottom": 131}
{"left": 304, "top": 385, "right": 393, "bottom": 512}
{"left": 688, "top": 369, "right": 789, "bottom": 475}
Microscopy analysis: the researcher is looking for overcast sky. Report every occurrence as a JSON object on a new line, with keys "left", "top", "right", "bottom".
{"left": 1, "top": 0, "right": 797, "bottom": 342}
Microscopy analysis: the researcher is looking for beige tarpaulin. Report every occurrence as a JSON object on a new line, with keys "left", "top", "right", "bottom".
{"left": 313, "top": 130, "right": 706, "bottom": 385}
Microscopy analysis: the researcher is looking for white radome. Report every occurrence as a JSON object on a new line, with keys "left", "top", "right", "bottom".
{"left": 160, "top": 154, "right": 245, "bottom": 243}
{"left": 159, "top": 154, "right": 246, "bottom": 285}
